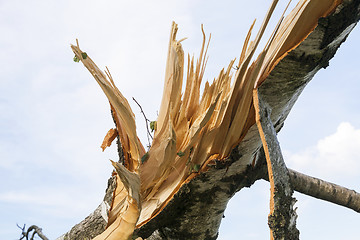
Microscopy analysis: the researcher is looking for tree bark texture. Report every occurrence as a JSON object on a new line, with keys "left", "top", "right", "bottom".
{"left": 58, "top": 0, "right": 360, "bottom": 239}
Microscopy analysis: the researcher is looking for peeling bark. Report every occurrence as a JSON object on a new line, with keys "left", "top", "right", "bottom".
{"left": 253, "top": 90, "right": 299, "bottom": 240}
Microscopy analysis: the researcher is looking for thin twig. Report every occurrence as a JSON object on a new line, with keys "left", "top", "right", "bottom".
{"left": 17, "top": 223, "right": 26, "bottom": 240}
{"left": 132, "top": 97, "right": 153, "bottom": 149}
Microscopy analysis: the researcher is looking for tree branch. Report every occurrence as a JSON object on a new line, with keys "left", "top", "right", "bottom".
{"left": 256, "top": 150, "right": 360, "bottom": 213}
{"left": 17, "top": 224, "right": 49, "bottom": 240}
{"left": 26, "top": 225, "right": 49, "bottom": 240}
{"left": 288, "top": 169, "right": 360, "bottom": 213}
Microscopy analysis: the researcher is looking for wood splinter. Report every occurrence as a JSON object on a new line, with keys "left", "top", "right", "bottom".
{"left": 253, "top": 88, "right": 299, "bottom": 240}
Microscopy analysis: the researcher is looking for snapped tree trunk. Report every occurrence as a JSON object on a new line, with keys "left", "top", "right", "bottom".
{"left": 58, "top": 0, "right": 360, "bottom": 239}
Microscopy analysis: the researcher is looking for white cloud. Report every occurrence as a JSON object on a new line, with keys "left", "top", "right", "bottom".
{"left": 284, "top": 122, "right": 360, "bottom": 181}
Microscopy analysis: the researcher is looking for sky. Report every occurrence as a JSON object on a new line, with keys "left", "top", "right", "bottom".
{"left": 0, "top": 0, "right": 359, "bottom": 239}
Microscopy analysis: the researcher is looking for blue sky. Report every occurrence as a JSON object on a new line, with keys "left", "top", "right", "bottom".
{"left": 0, "top": 0, "right": 359, "bottom": 239}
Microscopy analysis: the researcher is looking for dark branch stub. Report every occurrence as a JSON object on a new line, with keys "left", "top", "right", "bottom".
{"left": 17, "top": 224, "right": 49, "bottom": 240}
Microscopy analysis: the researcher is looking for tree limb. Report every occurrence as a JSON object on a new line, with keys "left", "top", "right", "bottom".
{"left": 26, "top": 225, "right": 49, "bottom": 240}
{"left": 255, "top": 150, "right": 360, "bottom": 213}
{"left": 288, "top": 169, "right": 360, "bottom": 213}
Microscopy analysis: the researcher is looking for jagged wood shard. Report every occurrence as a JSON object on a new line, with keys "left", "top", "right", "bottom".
{"left": 101, "top": 128, "right": 118, "bottom": 151}
{"left": 93, "top": 160, "right": 141, "bottom": 240}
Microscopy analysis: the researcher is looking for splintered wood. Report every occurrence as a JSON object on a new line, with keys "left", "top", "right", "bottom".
{"left": 70, "top": 0, "right": 342, "bottom": 239}
{"left": 101, "top": 128, "right": 117, "bottom": 151}
{"left": 253, "top": 89, "right": 298, "bottom": 239}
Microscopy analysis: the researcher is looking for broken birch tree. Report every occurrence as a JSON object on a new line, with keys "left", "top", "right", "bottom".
{"left": 59, "top": 0, "right": 360, "bottom": 239}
